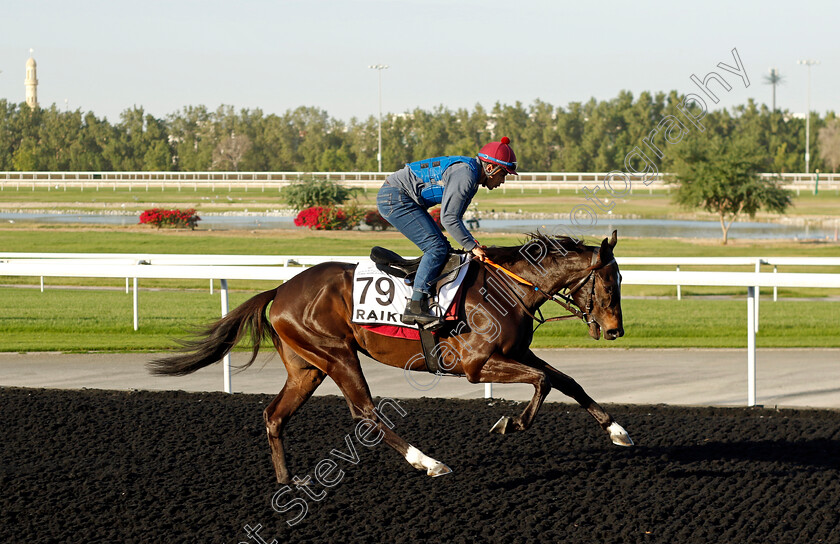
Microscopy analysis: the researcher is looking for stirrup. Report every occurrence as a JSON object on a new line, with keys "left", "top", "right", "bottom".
{"left": 401, "top": 310, "right": 442, "bottom": 329}
{"left": 405, "top": 316, "right": 444, "bottom": 332}
{"left": 401, "top": 297, "right": 443, "bottom": 330}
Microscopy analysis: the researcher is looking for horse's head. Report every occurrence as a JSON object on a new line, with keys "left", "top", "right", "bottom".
{"left": 569, "top": 230, "right": 624, "bottom": 341}
{"left": 488, "top": 231, "right": 625, "bottom": 341}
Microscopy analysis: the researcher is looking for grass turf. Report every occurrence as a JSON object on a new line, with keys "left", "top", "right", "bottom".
{"left": 1, "top": 287, "right": 838, "bottom": 352}
{"left": 2, "top": 226, "right": 839, "bottom": 297}
{"left": 1, "top": 227, "right": 838, "bottom": 351}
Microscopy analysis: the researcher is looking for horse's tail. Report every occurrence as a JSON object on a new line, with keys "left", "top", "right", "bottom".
{"left": 147, "top": 287, "right": 281, "bottom": 377}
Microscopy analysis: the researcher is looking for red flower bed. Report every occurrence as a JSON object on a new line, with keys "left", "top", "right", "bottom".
{"left": 363, "top": 209, "right": 391, "bottom": 230}
{"left": 139, "top": 208, "right": 201, "bottom": 230}
{"left": 294, "top": 206, "right": 349, "bottom": 230}
{"left": 428, "top": 206, "right": 443, "bottom": 228}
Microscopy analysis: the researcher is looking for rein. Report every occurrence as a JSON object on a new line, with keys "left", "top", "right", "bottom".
{"left": 481, "top": 253, "right": 612, "bottom": 332}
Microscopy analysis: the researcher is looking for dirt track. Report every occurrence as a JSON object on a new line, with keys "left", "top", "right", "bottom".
{"left": 2, "top": 387, "right": 839, "bottom": 544}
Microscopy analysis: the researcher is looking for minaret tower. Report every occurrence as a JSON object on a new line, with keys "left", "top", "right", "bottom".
{"left": 25, "top": 49, "right": 38, "bottom": 109}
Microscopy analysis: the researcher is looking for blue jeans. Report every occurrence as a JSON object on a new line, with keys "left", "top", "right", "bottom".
{"left": 377, "top": 184, "right": 450, "bottom": 294}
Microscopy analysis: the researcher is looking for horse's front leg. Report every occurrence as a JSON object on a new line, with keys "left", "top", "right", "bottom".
{"left": 523, "top": 350, "right": 633, "bottom": 447}
{"left": 465, "top": 353, "right": 551, "bottom": 434}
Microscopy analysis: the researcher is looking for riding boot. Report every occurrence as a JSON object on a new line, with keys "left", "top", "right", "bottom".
{"left": 401, "top": 293, "right": 442, "bottom": 330}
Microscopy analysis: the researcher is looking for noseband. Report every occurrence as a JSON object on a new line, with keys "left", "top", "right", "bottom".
{"left": 482, "top": 250, "right": 615, "bottom": 330}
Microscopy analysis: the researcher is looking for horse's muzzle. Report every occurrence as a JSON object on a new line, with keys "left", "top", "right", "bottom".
{"left": 604, "top": 327, "right": 624, "bottom": 340}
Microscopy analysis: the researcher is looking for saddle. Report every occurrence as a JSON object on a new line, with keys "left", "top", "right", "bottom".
{"left": 369, "top": 246, "right": 464, "bottom": 285}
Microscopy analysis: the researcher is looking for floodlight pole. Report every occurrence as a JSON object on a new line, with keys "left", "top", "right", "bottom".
{"left": 797, "top": 59, "right": 820, "bottom": 174}
{"left": 368, "top": 64, "right": 389, "bottom": 173}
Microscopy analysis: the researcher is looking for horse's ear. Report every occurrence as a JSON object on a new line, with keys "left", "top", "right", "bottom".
{"left": 599, "top": 232, "right": 616, "bottom": 261}
{"left": 599, "top": 237, "right": 611, "bottom": 257}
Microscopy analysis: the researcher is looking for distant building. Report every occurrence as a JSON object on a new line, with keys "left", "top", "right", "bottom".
{"left": 25, "top": 51, "right": 38, "bottom": 109}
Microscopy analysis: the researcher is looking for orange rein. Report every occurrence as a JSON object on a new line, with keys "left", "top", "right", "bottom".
{"left": 481, "top": 257, "right": 537, "bottom": 289}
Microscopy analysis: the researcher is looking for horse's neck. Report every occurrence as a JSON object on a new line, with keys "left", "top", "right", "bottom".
{"left": 556, "top": 251, "right": 597, "bottom": 292}
{"left": 504, "top": 250, "right": 593, "bottom": 306}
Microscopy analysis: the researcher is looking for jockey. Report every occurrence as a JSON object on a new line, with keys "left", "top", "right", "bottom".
{"left": 377, "top": 137, "right": 518, "bottom": 329}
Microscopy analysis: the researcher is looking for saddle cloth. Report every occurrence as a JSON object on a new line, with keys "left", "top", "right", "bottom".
{"left": 351, "top": 255, "right": 469, "bottom": 329}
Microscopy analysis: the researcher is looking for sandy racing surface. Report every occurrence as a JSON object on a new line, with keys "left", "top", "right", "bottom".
{"left": 2, "top": 387, "right": 839, "bottom": 543}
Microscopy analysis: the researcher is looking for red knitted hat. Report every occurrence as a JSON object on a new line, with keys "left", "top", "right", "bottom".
{"left": 478, "top": 136, "right": 518, "bottom": 175}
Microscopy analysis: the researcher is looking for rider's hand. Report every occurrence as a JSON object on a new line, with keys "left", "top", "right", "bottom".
{"left": 471, "top": 245, "right": 487, "bottom": 262}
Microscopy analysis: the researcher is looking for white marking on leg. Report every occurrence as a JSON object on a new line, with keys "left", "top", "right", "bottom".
{"left": 405, "top": 445, "right": 433, "bottom": 470}
{"left": 405, "top": 445, "right": 452, "bottom": 477}
{"left": 607, "top": 422, "right": 634, "bottom": 446}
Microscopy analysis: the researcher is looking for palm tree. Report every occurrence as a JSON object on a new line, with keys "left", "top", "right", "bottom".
{"left": 763, "top": 68, "right": 784, "bottom": 111}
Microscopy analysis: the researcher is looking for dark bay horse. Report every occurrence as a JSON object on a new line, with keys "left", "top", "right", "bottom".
{"left": 149, "top": 231, "right": 633, "bottom": 483}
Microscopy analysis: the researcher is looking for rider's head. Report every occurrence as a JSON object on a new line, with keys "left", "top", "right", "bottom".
{"left": 478, "top": 137, "right": 518, "bottom": 189}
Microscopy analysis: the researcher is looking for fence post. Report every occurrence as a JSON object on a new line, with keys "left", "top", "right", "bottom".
{"left": 747, "top": 286, "right": 756, "bottom": 407}
{"left": 221, "top": 279, "right": 232, "bottom": 394}
{"left": 773, "top": 266, "right": 778, "bottom": 302}
{"left": 485, "top": 383, "right": 493, "bottom": 399}
{"left": 754, "top": 260, "right": 760, "bottom": 333}
{"left": 132, "top": 278, "right": 139, "bottom": 331}
{"left": 676, "top": 266, "right": 681, "bottom": 300}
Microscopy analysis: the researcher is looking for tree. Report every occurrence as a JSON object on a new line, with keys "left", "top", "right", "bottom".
{"left": 108, "top": 107, "right": 173, "bottom": 170}
{"left": 212, "top": 133, "right": 252, "bottom": 171}
{"left": 817, "top": 118, "right": 840, "bottom": 172}
{"left": 251, "top": 112, "right": 299, "bottom": 171}
{"left": 380, "top": 112, "right": 414, "bottom": 169}
{"left": 409, "top": 106, "right": 455, "bottom": 159}
{"left": 0, "top": 100, "right": 18, "bottom": 170}
{"left": 670, "top": 129, "right": 792, "bottom": 244}
{"left": 10, "top": 105, "right": 46, "bottom": 171}
{"left": 555, "top": 101, "right": 587, "bottom": 171}
{"left": 0, "top": 93, "right": 833, "bottom": 175}
{"left": 520, "top": 99, "right": 559, "bottom": 171}
{"left": 167, "top": 105, "right": 215, "bottom": 171}
{"left": 73, "top": 112, "right": 114, "bottom": 170}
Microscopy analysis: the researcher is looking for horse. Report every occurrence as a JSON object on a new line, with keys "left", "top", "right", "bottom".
{"left": 148, "top": 231, "right": 633, "bottom": 483}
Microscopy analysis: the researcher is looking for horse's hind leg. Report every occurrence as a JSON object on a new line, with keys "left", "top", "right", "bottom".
{"left": 264, "top": 350, "right": 326, "bottom": 484}
{"left": 525, "top": 351, "right": 633, "bottom": 447}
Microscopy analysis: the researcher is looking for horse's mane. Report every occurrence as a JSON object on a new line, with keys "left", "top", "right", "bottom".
{"left": 484, "top": 232, "right": 588, "bottom": 266}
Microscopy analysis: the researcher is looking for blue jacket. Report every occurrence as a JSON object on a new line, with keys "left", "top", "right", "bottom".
{"left": 407, "top": 156, "right": 480, "bottom": 207}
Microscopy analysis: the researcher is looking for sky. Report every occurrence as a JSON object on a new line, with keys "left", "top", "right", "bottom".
{"left": 1, "top": 0, "right": 838, "bottom": 123}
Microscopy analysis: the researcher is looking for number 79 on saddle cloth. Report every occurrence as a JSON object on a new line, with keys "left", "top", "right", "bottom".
{"left": 351, "top": 256, "right": 469, "bottom": 329}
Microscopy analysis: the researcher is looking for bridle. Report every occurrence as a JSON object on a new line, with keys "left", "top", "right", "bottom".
{"left": 482, "top": 251, "right": 616, "bottom": 332}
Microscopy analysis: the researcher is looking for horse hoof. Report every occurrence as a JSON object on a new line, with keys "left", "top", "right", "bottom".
{"left": 428, "top": 462, "right": 453, "bottom": 477}
{"left": 608, "top": 422, "right": 634, "bottom": 447}
{"left": 406, "top": 446, "right": 451, "bottom": 477}
{"left": 489, "top": 416, "right": 511, "bottom": 434}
